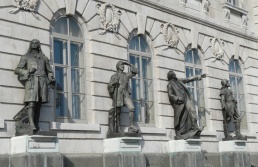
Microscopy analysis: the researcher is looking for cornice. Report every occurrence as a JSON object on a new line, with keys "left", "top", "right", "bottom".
{"left": 128, "top": 0, "right": 258, "bottom": 42}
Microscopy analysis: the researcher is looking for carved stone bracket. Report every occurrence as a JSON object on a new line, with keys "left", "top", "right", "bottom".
{"left": 179, "top": 0, "right": 186, "bottom": 7}
{"left": 242, "top": 14, "right": 248, "bottom": 29}
{"left": 202, "top": 0, "right": 210, "bottom": 14}
{"left": 9, "top": 0, "right": 40, "bottom": 20}
{"left": 96, "top": 3, "right": 122, "bottom": 40}
{"left": 210, "top": 37, "right": 225, "bottom": 62}
{"left": 160, "top": 23, "right": 179, "bottom": 51}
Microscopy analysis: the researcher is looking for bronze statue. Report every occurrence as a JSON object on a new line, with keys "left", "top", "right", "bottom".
{"left": 220, "top": 79, "right": 246, "bottom": 140}
{"left": 14, "top": 39, "right": 55, "bottom": 135}
{"left": 107, "top": 61, "right": 140, "bottom": 137}
{"left": 167, "top": 70, "right": 206, "bottom": 140}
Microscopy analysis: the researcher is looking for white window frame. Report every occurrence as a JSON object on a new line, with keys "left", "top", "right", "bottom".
{"left": 128, "top": 35, "right": 154, "bottom": 125}
{"left": 52, "top": 17, "right": 86, "bottom": 123}
{"left": 185, "top": 49, "right": 206, "bottom": 127}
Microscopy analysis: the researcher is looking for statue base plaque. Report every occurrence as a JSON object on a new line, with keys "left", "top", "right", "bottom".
{"left": 168, "top": 139, "right": 202, "bottom": 152}
{"left": 11, "top": 135, "right": 59, "bottom": 154}
{"left": 218, "top": 140, "right": 246, "bottom": 152}
{"left": 103, "top": 137, "right": 142, "bottom": 153}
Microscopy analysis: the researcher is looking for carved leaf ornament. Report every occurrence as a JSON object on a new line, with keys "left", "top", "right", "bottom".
{"left": 9, "top": 0, "right": 40, "bottom": 20}
{"left": 160, "top": 23, "right": 179, "bottom": 51}
{"left": 97, "top": 3, "right": 122, "bottom": 39}
{"left": 210, "top": 37, "right": 225, "bottom": 62}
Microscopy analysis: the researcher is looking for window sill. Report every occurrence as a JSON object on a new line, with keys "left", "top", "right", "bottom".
{"left": 50, "top": 122, "right": 100, "bottom": 131}
{"left": 222, "top": 2, "right": 248, "bottom": 15}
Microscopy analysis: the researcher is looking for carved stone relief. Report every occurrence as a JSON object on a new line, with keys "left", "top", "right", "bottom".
{"left": 242, "top": 15, "right": 248, "bottom": 29}
{"left": 210, "top": 37, "right": 225, "bottom": 62}
{"left": 223, "top": 8, "right": 230, "bottom": 22}
{"left": 202, "top": 0, "right": 210, "bottom": 14}
{"left": 179, "top": 0, "right": 186, "bottom": 7}
{"left": 9, "top": 0, "right": 40, "bottom": 20}
{"left": 160, "top": 23, "right": 179, "bottom": 51}
{"left": 96, "top": 3, "right": 122, "bottom": 39}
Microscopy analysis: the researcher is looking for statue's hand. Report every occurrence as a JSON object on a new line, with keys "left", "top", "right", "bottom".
{"left": 177, "top": 97, "right": 184, "bottom": 104}
{"left": 123, "top": 61, "right": 131, "bottom": 66}
{"left": 201, "top": 73, "right": 207, "bottom": 78}
{"left": 29, "top": 68, "right": 37, "bottom": 74}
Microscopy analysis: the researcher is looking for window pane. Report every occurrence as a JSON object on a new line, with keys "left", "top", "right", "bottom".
{"left": 238, "top": 95, "right": 246, "bottom": 113}
{"left": 72, "top": 94, "right": 85, "bottom": 119}
{"left": 129, "top": 54, "right": 140, "bottom": 77}
{"left": 129, "top": 36, "right": 139, "bottom": 51}
{"left": 198, "top": 107, "right": 206, "bottom": 127}
{"left": 195, "top": 69, "right": 203, "bottom": 88}
{"left": 55, "top": 67, "right": 67, "bottom": 92}
{"left": 71, "top": 68, "right": 85, "bottom": 93}
{"left": 56, "top": 93, "right": 68, "bottom": 117}
{"left": 197, "top": 88, "right": 205, "bottom": 108}
{"left": 139, "top": 36, "right": 150, "bottom": 53}
{"left": 229, "top": 75, "right": 237, "bottom": 94}
{"left": 54, "top": 17, "right": 68, "bottom": 35}
{"left": 131, "top": 78, "right": 141, "bottom": 100}
{"left": 241, "top": 113, "right": 248, "bottom": 129}
{"left": 235, "top": 61, "right": 242, "bottom": 73}
{"left": 144, "top": 102, "right": 154, "bottom": 124}
{"left": 142, "top": 57, "right": 151, "bottom": 79}
{"left": 185, "top": 50, "right": 193, "bottom": 63}
{"left": 133, "top": 101, "right": 141, "bottom": 122}
{"left": 71, "top": 43, "right": 84, "bottom": 68}
{"left": 229, "top": 59, "right": 235, "bottom": 72}
{"left": 186, "top": 67, "right": 194, "bottom": 87}
{"left": 69, "top": 18, "right": 83, "bottom": 38}
{"left": 237, "top": 77, "right": 244, "bottom": 94}
{"left": 143, "top": 79, "right": 153, "bottom": 101}
{"left": 54, "top": 39, "right": 67, "bottom": 65}
{"left": 193, "top": 50, "right": 201, "bottom": 65}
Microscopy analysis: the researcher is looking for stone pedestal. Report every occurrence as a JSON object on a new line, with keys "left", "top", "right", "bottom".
{"left": 218, "top": 140, "right": 246, "bottom": 152}
{"left": 168, "top": 139, "right": 202, "bottom": 152}
{"left": 11, "top": 135, "right": 59, "bottom": 154}
{"left": 103, "top": 137, "right": 142, "bottom": 153}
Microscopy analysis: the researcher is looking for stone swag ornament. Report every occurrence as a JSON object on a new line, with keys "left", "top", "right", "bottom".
{"left": 107, "top": 61, "right": 141, "bottom": 138}
{"left": 160, "top": 23, "right": 180, "bottom": 52}
{"left": 96, "top": 3, "right": 122, "bottom": 40}
{"left": 220, "top": 79, "right": 247, "bottom": 140}
{"left": 167, "top": 70, "right": 206, "bottom": 140}
{"left": 9, "top": 0, "right": 40, "bottom": 20}
{"left": 13, "top": 39, "right": 56, "bottom": 136}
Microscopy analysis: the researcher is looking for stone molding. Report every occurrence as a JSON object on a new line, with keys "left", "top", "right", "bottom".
{"left": 160, "top": 23, "right": 179, "bottom": 51}
{"left": 202, "top": 0, "right": 210, "bottom": 14}
{"left": 51, "top": 122, "right": 100, "bottom": 131}
{"left": 96, "top": 3, "right": 122, "bottom": 39}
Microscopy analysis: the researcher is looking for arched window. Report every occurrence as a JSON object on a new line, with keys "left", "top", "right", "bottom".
{"left": 128, "top": 35, "right": 154, "bottom": 124}
{"left": 52, "top": 17, "right": 85, "bottom": 120}
{"left": 229, "top": 59, "right": 247, "bottom": 129}
{"left": 185, "top": 49, "right": 206, "bottom": 127}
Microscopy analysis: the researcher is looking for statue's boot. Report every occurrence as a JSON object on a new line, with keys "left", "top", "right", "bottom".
{"left": 28, "top": 103, "right": 36, "bottom": 131}
{"left": 128, "top": 111, "right": 139, "bottom": 133}
{"left": 223, "top": 124, "right": 229, "bottom": 139}
{"left": 235, "top": 122, "right": 246, "bottom": 140}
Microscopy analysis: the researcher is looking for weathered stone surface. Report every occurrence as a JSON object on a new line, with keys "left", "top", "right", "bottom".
{"left": 220, "top": 152, "right": 250, "bottom": 167}
{"left": 104, "top": 153, "right": 146, "bottom": 167}
{"left": 170, "top": 152, "right": 205, "bottom": 167}
{"left": 63, "top": 154, "right": 103, "bottom": 167}
{"left": 145, "top": 153, "right": 170, "bottom": 167}
{"left": 0, "top": 154, "right": 9, "bottom": 167}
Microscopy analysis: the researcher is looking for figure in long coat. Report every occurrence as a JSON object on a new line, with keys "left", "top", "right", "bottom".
{"left": 167, "top": 70, "right": 206, "bottom": 140}
{"left": 107, "top": 61, "right": 139, "bottom": 134}
{"left": 14, "top": 39, "right": 55, "bottom": 131}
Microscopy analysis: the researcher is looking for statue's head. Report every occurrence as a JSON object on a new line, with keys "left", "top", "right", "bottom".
{"left": 167, "top": 70, "right": 177, "bottom": 80}
{"left": 28, "top": 39, "right": 41, "bottom": 53}
{"left": 116, "top": 61, "right": 124, "bottom": 71}
{"left": 221, "top": 79, "right": 230, "bottom": 87}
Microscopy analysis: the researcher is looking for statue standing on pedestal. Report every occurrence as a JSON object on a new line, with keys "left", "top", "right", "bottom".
{"left": 167, "top": 70, "right": 206, "bottom": 140}
{"left": 14, "top": 39, "right": 55, "bottom": 135}
{"left": 107, "top": 61, "right": 140, "bottom": 137}
{"left": 220, "top": 79, "right": 247, "bottom": 140}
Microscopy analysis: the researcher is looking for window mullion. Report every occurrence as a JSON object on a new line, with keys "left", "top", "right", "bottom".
{"left": 67, "top": 40, "right": 73, "bottom": 119}
{"left": 139, "top": 55, "right": 145, "bottom": 123}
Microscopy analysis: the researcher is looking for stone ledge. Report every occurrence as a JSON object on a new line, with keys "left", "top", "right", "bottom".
{"left": 139, "top": 127, "right": 166, "bottom": 134}
{"left": 222, "top": 2, "right": 248, "bottom": 16}
{"left": 50, "top": 122, "right": 100, "bottom": 131}
{"left": 0, "top": 119, "right": 4, "bottom": 128}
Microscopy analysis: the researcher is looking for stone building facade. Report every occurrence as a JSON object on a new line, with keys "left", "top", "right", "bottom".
{"left": 1, "top": 0, "right": 258, "bottom": 165}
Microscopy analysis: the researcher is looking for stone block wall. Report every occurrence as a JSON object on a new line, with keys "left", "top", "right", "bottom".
{"left": 0, "top": 0, "right": 258, "bottom": 154}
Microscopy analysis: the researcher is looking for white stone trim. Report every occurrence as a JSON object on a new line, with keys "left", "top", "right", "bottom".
{"left": 0, "top": 119, "right": 4, "bottom": 129}
{"left": 139, "top": 127, "right": 166, "bottom": 134}
{"left": 50, "top": 122, "right": 100, "bottom": 131}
